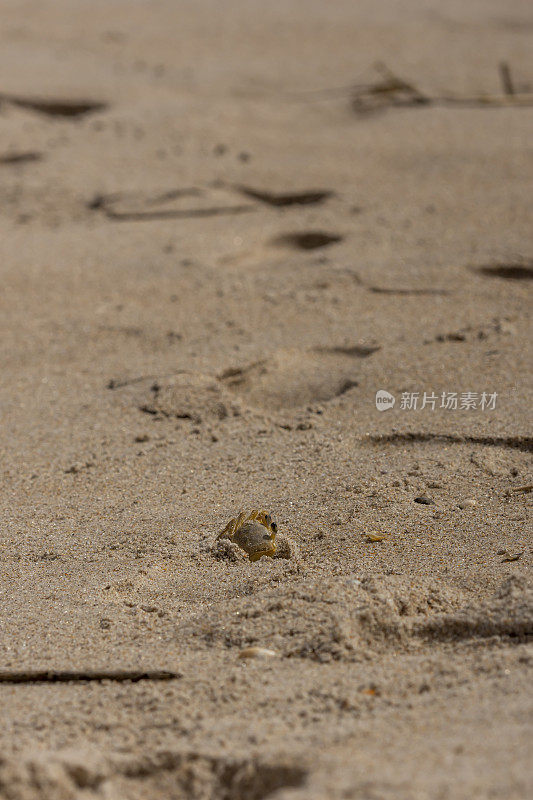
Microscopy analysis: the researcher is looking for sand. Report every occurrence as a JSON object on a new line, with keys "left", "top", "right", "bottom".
{"left": 0, "top": 1, "right": 532, "bottom": 798}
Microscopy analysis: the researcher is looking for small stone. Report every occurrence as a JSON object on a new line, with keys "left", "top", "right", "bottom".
{"left": 458, "top": 498, "right": 477, "bottom": 509}
{"left": 296, "top": 421, "right": 312, "bottom": 430}
{"left": 414, "top": 495, "right": 435, "bottom": 505}
{"left": 501, "top": 552, "right": 523, "bottom": 563}
{"left": 364, "top": 533, "right": 386, "bottom": 542}
{"left": 238, "top": 647, "right": 277, "bottom": 660}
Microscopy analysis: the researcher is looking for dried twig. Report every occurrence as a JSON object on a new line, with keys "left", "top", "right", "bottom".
{"left": 0, "top": 670, "right": 180, "bottom": 684}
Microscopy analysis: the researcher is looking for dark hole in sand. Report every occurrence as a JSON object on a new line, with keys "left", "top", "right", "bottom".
{"left": 474, "top": 264, "right": 533, "bottom": 281}
{"left": 273, "top": 231, "right": 343, "bottom": 250}
{"left": 237, "top": 186, "right": 333, "bottom": 207}
{"left": 0, "top": 94, "right": 107, "bottom": 117}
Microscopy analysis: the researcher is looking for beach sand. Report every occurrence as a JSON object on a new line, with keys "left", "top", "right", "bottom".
{"left": 0, "top": 1, "right": 531, "bottom": 797}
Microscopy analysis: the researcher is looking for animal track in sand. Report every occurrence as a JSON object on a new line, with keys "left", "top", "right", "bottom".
{"left": 349, "top": 63, "right": 533, "bottom": 115}
{"left": 367, "top": 432, "right": 533, "bottom": 453}
{"left": 235, "top": 186, "right": 334, "bottom": 207}
{"left": 130, "top": 345, "right": 377, "bottom": 422}
{"left": 423, "top": 318, "right": 518, "bottom": 344}
{"left": 219, "top": 347, "right": 368, "bottom": 411}
{"left": 88, "top": 186, "right": 255, "bottom": 222}
{"left": 472, "top": 262, "right": 533, "bottom": 281}
{"left": 138, "top": 372, "right": 243, "bottom": 424}
{"left": 368, "top": 286, "right": 449, "bottom": 296}
{"left": 315, "top": 344, "right": 381, "bottom": 358}
{"left": 0, "top": 92, "right": 107, "bottom": 117}
{"left": 271, "top": 231, "right": 343, "bottom": 251}
{"left": 220, "top": 230, "right": 347, "bottom": 268}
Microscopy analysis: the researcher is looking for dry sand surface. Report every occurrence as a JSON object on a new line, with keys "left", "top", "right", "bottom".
{"left": 0, "top": 0, "right": 532, "bottom": 798}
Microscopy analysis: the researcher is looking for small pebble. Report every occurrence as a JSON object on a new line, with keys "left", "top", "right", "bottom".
{"left": 414, "top": 495, "right": 435, "bottom": 505}
{"left": 458, "top": 498, "right": 477, "bottom": 509}
{"left": 500, "top": 552, "right": 523, "bottom": 563}
{"left": 238, "top": 647, "right": 277, "bottom": 660}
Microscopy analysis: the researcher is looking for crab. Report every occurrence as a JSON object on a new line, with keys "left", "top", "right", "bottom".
{"left": 216, "top": 509, "right": 278, "bottom": 562}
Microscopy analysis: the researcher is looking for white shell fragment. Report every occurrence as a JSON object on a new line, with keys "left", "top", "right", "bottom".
{"left": 238, "top": 647, "right": 278, "bottom": 660}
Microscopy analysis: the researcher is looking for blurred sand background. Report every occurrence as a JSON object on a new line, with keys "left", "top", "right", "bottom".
{"left": 0, "top": 1, "right": 532, "bottom": 798}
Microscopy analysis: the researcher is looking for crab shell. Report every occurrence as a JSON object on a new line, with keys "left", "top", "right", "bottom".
{"left": 232, "top": 521, "right": 276, "bottom": 562}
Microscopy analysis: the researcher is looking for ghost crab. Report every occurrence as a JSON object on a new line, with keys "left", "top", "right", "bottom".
{"left": 216, "top": 509, "right": 278, "bottom": 562}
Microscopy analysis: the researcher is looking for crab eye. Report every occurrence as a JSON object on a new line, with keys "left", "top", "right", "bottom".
{"left": 263, "top": 533, "right": 272, "bottom": 541}
{"left": 271, "top": 522, "right": 278, "bottom": 533}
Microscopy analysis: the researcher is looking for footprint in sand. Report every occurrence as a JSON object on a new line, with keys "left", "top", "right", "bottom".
{"left": 219, "top": 347, "right": 376, "bottom": 411}
{"left": 133, "top": 346, "right": 378, "bottom": 423}
{"left": 138, "top": 372, "right": 243, "bottom": 423}
{"left": 219, "top": 229, "right": 343, "bottom": 267}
